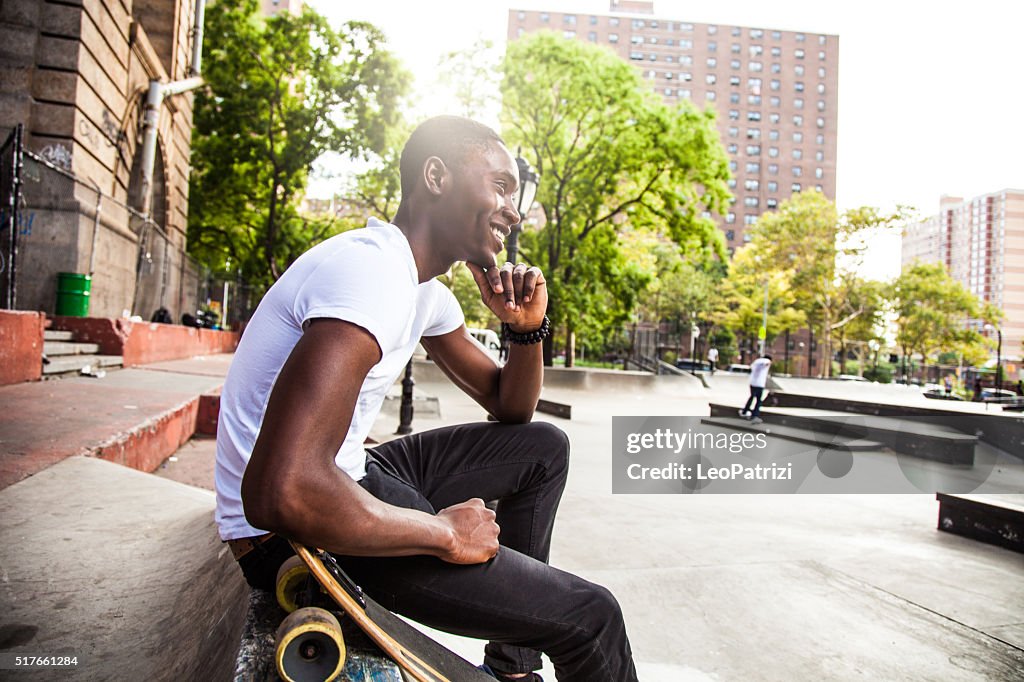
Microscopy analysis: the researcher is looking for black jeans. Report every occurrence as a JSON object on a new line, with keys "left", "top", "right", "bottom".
{"left": 743, "top": 385, "right": 765, "bottom": 418}
{"left": 237, "top": 421, "right": 638, "bottom": 682}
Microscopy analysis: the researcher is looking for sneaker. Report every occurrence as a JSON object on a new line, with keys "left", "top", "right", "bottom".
{"left": 738, "top": 409, "right": 748, "bottom": 418}
{"left": 750, "top": 417, "right": 764, "bottom": 425}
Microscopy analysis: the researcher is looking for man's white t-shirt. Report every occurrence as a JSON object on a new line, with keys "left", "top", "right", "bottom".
{"left": 749, "top": 358, "right": 772, "bottom": 388}
{"left": 707, "top": 348, "right": 719, "bottom": 363}
{"left": 214, "top": 219, "right": 464, "bottom": 540}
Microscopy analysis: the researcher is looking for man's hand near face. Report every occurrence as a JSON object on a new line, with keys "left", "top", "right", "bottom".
{"left": 466, "top": 261, "right": 548, "bottom": 332}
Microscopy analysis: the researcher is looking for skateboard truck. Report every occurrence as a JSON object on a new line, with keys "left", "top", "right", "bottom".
{"left": 315, "top": 549, "right": 366, "bottom": 609}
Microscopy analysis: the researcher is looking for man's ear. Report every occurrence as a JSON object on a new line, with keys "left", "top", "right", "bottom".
{"left": 423, "top": 156, "right": 448, "bottom": 196}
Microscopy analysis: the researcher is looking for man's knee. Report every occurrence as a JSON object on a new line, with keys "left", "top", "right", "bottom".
{"left": 522, "top": 421, "right": 570, "bottom": 477}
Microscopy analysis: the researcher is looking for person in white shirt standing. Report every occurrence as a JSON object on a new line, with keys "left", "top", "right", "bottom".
{"left": 707, "top": 346, "right": 719, "bottom": 374}
{"left": 739, "top": 355, "right": 772, "bottom": 424}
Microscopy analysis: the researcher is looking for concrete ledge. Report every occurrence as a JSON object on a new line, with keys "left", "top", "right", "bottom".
{"left": 49, "top": 316, "right": 239, "bottom": 367}
{"left": 937, "top": 494, "right": 1024, "bottom": 554}
{"left": 89, "top": 396, "right": 200, "bottom": 472}
{"left": 0, "top": 456, "right": 249, "bottom": 680}
{"left": 0, "top": 310, "right": 44, "bottom": 385}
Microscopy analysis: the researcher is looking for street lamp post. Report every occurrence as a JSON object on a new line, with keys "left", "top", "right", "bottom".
{"left": 984, "top": 323, "right": 1003, "bottom": 392}
{"left": 500, "top": 153, "right": 540, "bottom": 361}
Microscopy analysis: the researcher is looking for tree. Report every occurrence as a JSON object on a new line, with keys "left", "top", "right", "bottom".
{"left": 892, "top": 262, "right": 999, "bottom": 380}
{"left": 500, "top": 33, "right": 732, "bottom": 365}
{"left": 747, "top": 191, "right": 906, "bottom": 376}
{"left": 188, "top": 0, "right": 409, "bottom": 293}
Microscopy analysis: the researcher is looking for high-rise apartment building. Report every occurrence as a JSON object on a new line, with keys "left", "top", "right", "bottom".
{"left": 902, "top": 190, "right": 1024, "bottom": 365}
{"left": 508, "top": 1, "right": 839, "bottom": 252}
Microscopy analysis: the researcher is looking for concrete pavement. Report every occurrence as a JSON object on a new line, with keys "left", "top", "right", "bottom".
{"left": 1, "top": 357, "right": 1022, "bottom": 680}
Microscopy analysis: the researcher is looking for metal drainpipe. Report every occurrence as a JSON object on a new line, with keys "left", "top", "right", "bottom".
{"left": 190, "top": 0, "right": 206, "bottom": 77}
{"left": 87, "top": 179, "right": 102, "bottom": 275}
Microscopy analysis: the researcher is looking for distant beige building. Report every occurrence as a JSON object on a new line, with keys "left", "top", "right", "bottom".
{"left": 509, "top": 0, "right": 839, "bottom": 253}
{"left": 902, "top": 190, "right": 1024, "bottom": 365}
{"left": 0, "top": 0, "right": 207, "bottom": 319}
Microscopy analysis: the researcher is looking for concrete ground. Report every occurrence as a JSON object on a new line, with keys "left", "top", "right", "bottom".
{"left": 3, "top": 357, "right": 1022, "bottom": 681}
{"left": 158, "top": 366, "right": 1024, "bottom": 681}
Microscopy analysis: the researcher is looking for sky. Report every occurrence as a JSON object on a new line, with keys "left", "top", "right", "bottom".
{"left": 309, "top": 0, "right": 1024, "bottom": 280}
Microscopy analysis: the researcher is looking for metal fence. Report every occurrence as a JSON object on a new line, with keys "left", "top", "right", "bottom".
{"left": 1, "top": 125, "right": 251, "bottom": 327}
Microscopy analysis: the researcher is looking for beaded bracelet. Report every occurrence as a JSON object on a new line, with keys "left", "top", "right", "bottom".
{"left": 503, "top": 315, "right": 551, "bottom": 345}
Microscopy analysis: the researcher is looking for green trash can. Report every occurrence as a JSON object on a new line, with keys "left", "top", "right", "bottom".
{"left": 56, "top": 272, "right": 92, "bottom": 317}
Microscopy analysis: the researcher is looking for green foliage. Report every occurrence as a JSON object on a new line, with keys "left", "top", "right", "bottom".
{"left": 893, "top": 262, "right": 998, "bottom": 370}
{"left": 500, "top": 33, "right": 732, "bottom": 362}
{"left": 187, "top": 0, "right": 409, "bottom": 292}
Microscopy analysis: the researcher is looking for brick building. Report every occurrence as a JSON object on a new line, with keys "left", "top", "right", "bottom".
{"left": 902, "top": 190, "right": 1024, "bottom": 368}
{"left": 509, "top": 0, "right": 839, "bottom": 253}
{"left": 0, "top": 0, "right": 204, "bottom": 319}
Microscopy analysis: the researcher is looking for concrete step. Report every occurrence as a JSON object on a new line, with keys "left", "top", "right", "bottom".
{"left": 42, "top": 354, "right": 124, "bottom": 376}
{"left": 936, "top": 494, "right": 1024, "bottom": 554}
{"left": 43, "top": 329, "right": 74, "bottom": 341}
{"left": 709, "top": 404, "right": 978, "bottom": 465}
{"left": 44, "top": 340, "right": 101, "bottom": 356}
{"left": 701, "top": 416, "right": 886, "bottom": 451}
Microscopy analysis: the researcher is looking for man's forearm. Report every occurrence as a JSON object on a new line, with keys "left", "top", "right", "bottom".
{"left": 495, "top": 340, "right": 544, "bottom": 422}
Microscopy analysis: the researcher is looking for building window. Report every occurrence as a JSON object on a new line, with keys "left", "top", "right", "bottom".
{"left": 726, "top": 229, "right": 735, "bottom": 240}
{"left": 708, "top": 25, "right": 718, "bottom": 34}
{"left": 744, "top": 216, "right": 757, "bottom": 226}
{"left": 819, "top": 35, "right": 826, "bottom": 45}
{"left": 818, "top": 67, "right": 826, "bottom": 78}
{"left": 770, "top": 96, "right": 781, "bottom": 107}
{"left": 730, "top": 92, "right": 740, "bottom": 104}
{"left": 590, "top": 15, "right": 598, "bottom": 25}
{"left": 726, "top": 213, "right": 736, "bottom": 224}
{"left": 794, "top": 98, "right": 804, "bottom": 109}
{"left": 751, "top": 29, "right": 764, "bottom": 39}
{"left": 819, "top": 51, "right": 826, "bottom": 60}
{"left": 769, "top": 130, "right": 779, "bottom": 141}
{"left": 729, "top": 160, "right": 737, "bottom": 171}
{"left": 706, "top": 91, "right": 717, "bottom": 101}
{"left": 771, "top": 30, "right": 781, "bottom": 40}
{"left": 747, "top": 128, "right": 761, "bottom": 139}
{"left": 768, "top": 147, "right": 779, "bottom": 157}
{"left": 745, "top": 179, "right": 759, "bottom": 190}
{"left": 795, "top": 65, "right": 805, "bottom": 77}
{"left": 771, "top": 63, "right": 781, "bottom": 73}
{"left": 815, "top": 167, "right": 823, "bottom": 179}
{"left": 610, "top": 17, "right": 619, "bottom": 26}
{"left": 707, "top": 57, "right": 717, "bottom": 68}
{"left": 588, "top": 31, "right": 597, "bottom": 41}
{"left": 665, "top": 72, "right": 674, "bottom": 79}
{"left": 706, "top": 74, "right": 717, "bottom": 84}
{"left": 728, "top": 126, "right": 738, "bottom": 137}
{"left": 679, "top": 22, "right": 694, "bottom": 31}
{"left": 792, "top": 149, "right": 803, "bottom": 159}
{"left": 677, "top": 88, "right": 691, "bottom": 97}
{"left": 768, "top": 164, "right": 779, "bottom": 174}
{"left": 793, "top": 132, "right": 803, "bottom": 143}
{"left": 817, "top": 83, "right": 826, "bottom": 94}
{"left": 815, "top": 133, "right": 824, "bottom": 144}
{"left": 631, "top": 35, "right": 644, "bottom": 45}
{"left": 629, "top": 52, "right": 643, "bottom": 60}
{"left": 745, "top": 196, "right": 759, "bottom": 207}
{"left": 770, "top": 79, "right": 781, "bottom": 91}
{"left": 731, "top": 59, "right": 741, "bottom": 69}
{"left": 564, "top": 14, "right": 577, "bottom": 24}
{"left": 679, "top": 39, "right": 693, "bottom": 48}
{"left": 748, "top": 77, "right": 762, "bottom": 89}
{"left": 729, "top": 109, "right": 740, "bottom": 120}
{"left": 564, "top": 30, "right": 576, "bottom": 38}
{"left": 795, "top": 81, "right": 805, "bottom": 92}
{"left": 769, "top": 113, "right": 781, "bottom": 124}
{"left": 666, "top": 39, "right": 675, "bottom": 47}
{"left": 749, "top": 61, "right": 763, "bottom": 72}
{"left": 749, "top": 45, "right": 763, "bottom": 57}
{"left": 796, "top": 33, "right": 805, "bottom": 42}
{"left": 746, "top": 145, "right": 761, "bottom": 155}
{"left": 745, "top": 162, "right": 760, "bottom": 173}
{"left": 666, "top": 55, "right": 675, "bottom": 63}
{"left": 680, "top": 72, "right": 692, "bottom": 81}
{"left": 795, "top": 49, "right": 805, "bottom": 59}
{"left": 816, "top": 117, "right": 825, "bottom": 128}
{"left": 748, "top": 111, "right": 762, "bottom": 121}
{"left": 794, "top": 115, "right": 804, "bottom": 126}
{"left": 766, "top": 198, "right": 778, "bottom": 208}
{"left": 664, "top": 88, "right": 673, "bottom": 96}
{"left": 731, "top": 43, "right": 741, "bottom": 53}
{"left": 609, "top": 33, "right": 619, "bottom": 42}
{"left": 771, "top": 46, "right": 781, "bottom": 57}
{"left": 767, "top": 181, "right": 778, "bottom": 192}
{"left": 748, "top": 95, "right": 761, "bottom": 105}
{"left": 815, "top": 150, "right": 824, "bottom": 161}
{"left": 517, "top": 11, "right": 526, "bottom": 20}
{"left": 792, "top": 183, "right": 802, "bottom": 192}
{"left": 632, "top": 19, "right": 645, "bottom": 28}
{"left": 649, "top": 54, "right": 657, "bottom": 61}
{"left": 708, "top": 41, "right": 718, "bottom": 52}
{"left": 817, "top": 100, "right": 826, "bottom": 111}
{"left": 727, "top": 143, "right": 738, "bottom": 153}
{"left": 792, "top": 166, "right": 802, "bottom": 176}
{"left": 732, "top": 27, "right": 742, "bottom": 36}
{"left": 646, "top": 70, "right": 656, "bottom": 79}
{"left": 680, "top": 55, "right": 693, "bottom": 66}
{"left": 540, "top": 13, "right": 549, "bottom": 22}
{"left": 727, "top": 178, "right": 737, "bottom": 189}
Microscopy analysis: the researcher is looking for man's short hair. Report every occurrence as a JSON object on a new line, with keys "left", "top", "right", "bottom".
{"left": 399, "top": 116, "right": 506, "bottom": 195}
{"left": 763, "top": 354, "right": 773, "bottom": 361}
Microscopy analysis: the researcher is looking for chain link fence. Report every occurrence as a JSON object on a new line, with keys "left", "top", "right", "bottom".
{"left": 1, "top": 125, "right": 252, "bottom": 328}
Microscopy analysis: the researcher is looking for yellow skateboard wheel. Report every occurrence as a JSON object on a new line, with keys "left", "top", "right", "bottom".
{"left": 276, "top": 555, "right": 311, "bottom": 613}
{"left": 275, "top": 606, "right": 346, "bottom": 682}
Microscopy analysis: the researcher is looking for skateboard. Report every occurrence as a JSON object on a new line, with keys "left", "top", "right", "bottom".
{"left": 274, "top": 541, "right": 495, "bottom": 682}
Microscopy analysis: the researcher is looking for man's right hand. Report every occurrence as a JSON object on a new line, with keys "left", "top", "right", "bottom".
{"left": 436, "top": 498, "right": 500, "bottom": 564}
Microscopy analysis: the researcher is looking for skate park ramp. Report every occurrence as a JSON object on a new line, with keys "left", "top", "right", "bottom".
{"left": 0, "top": 456, "right": 248, "bottom": 680}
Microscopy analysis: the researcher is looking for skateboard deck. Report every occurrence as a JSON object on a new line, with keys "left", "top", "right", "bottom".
{"left": 275, "top": 540, "right": 495, "bottom": 682}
